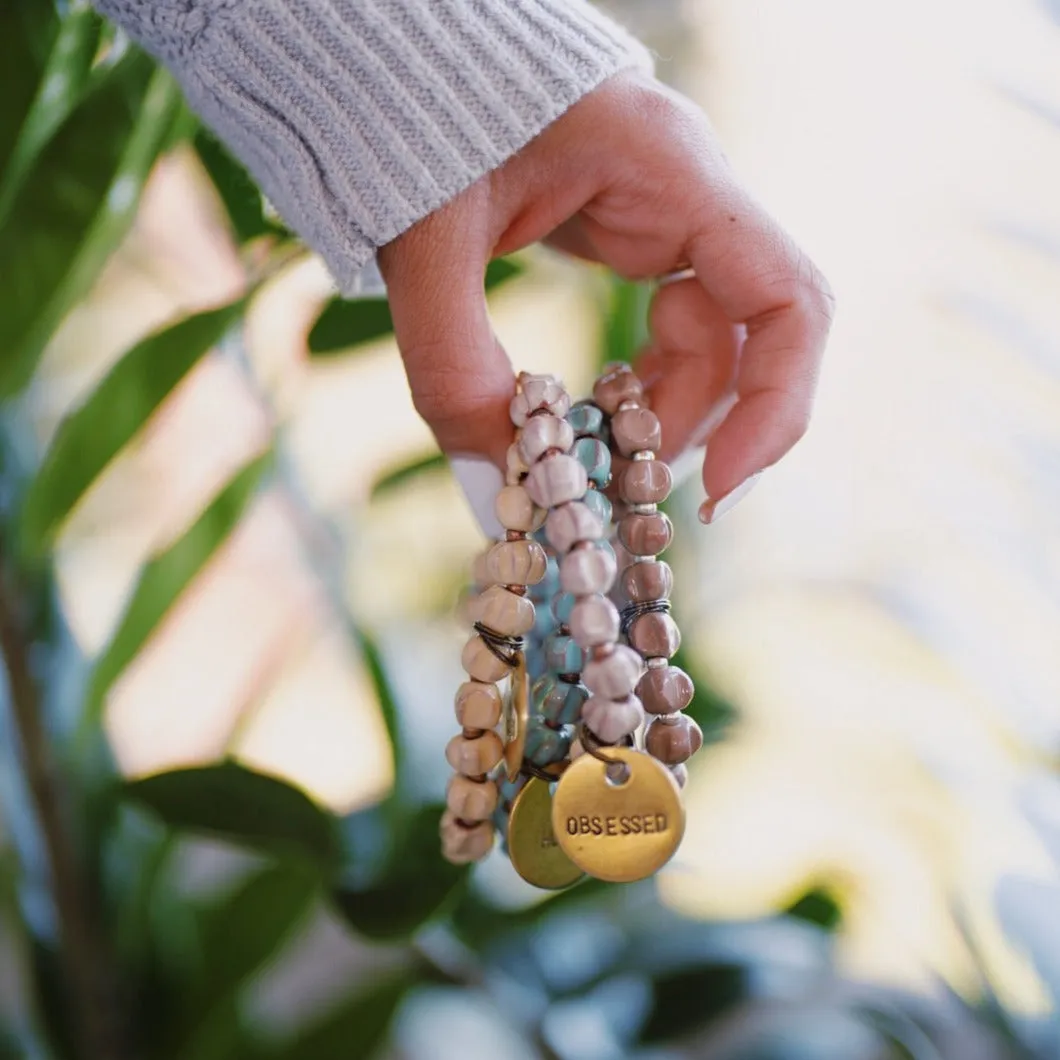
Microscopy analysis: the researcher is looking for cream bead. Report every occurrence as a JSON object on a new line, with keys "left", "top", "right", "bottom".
{"left": 583, "top": 644, "right": 643, "bottom": 699}
{"left": 445, "top": 730, "right": 504, "bottom": 775}
{"left": 524, "top": 454, "right": 587, "bottom": 509}
{"left": 473, "top": 584, "right": 535, "bottom": 636}
{"left": 582, "top": 694, "right": 644, "bottom": 743}
{"left": 461, "top": 634, "right": 511, "bottom": 683}
{"left": 454, "top": 681, "right": 502, "bottom": 729}
{"left": 560, "top": 546, "right": 617, "bottom": 596}
{"left": 544, "top": 501, "right": 603, "bottom": 553}
{"left": 484, "top": 539, "right": 547, "bottom": 586}
{"left": 440, "top": 811, "right": 494, "bottom": 864}
{"left": 446, "top": 774, "right": 499, "bottom": 821}
{"left": 518, "top": 414, "right": 574, "bottom": 464}
{"left": 509, "top": 376, "right": 571, "bottom": 426}
{"left": 494, "top": 485, "right": 544, "bottom": 533}
{"left": 569, "top": 595, "right": 620, "bottom": 648}
{"left": 471, "top": 548, "right": 494, "bottom": 588}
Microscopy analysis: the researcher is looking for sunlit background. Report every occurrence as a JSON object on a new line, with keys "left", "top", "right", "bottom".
{"left": 10, "top": 0, "right": 1060, "bottom": 1055}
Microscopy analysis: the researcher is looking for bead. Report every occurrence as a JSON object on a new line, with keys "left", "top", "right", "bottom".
{"left": 629, "top": 612, "right": 681, "bottom": 658}
{"left": 525, "top": 716, "right": 571, "bottom": 765}
{"left": 582, "top": 694, "right": 644, "bottom": 743}
{"left": 471, "top": 549, "right": 494, "bottom": 588}
{"left": 518, "top": 413, "right": 574, "bottom": 464}
{"left": 494, "top": 485, "right": 545, "bottom": 533}
{"left": 592, "top": 364, "right": 643, "bottom": 415}
{"left": 569, "top": 595, "right": 620, "bottom": 648}
{"left": 530, "top": 553, "right": 559, "bottom": 599}
{"left": 566, "top": 402, "right": 605, "bottom": 437}
{"left": 445, "top": 730, "right": 504, "bottom": 775}
{"left": 552, "top": 591, "right": 576, "bottom": 626}
{"left": 544, "top": 501, "right": 603, "bottom": 553}
{"left": 506, "top": 442, "right": 529, "bottom": 481}
{"left": 473, "top": 584, "right": 536, "bottom": 637}
{"left": 510, "top": 376, "right": 571, "bottom": 426}
{"left": 441, "top": 810, "right": 494, "bottom": 864}
{"left": 583, "top": 644, "right": 642, "bottom": 699}
{"left": 533, "top": 676, "right": 588, "bottom": 725}
{"left": 454, "top": 681, "right": 502, "bottom": 730}
{"left": 446, "top": 774, "right": 499, "bottom": 821}
{"left": 572, "top": 436, "right": 611, "bottom": 487}
{"left": 485, "top": 539, "right": 547, "bottom": 586}
{"left": 645, "top": 714, "right": 703, "bottom": 764}
{"left": 637, "top": 665, "right": 695, "bottom": 715}
{"left": 618, "top": 512, "right": 674, "bottom": 557}
{"left": 498, "top": 774, "right": 526, "bottom": 804}
{"left": 670, "top": 763, "right": 689, "bottom": 789}
{"left": 620, "top": 460, "right": 672, "bottom": 504}
{"left": 611, "top": 407, "right": 662, "bottom": 458}
{"left": 524, "top": 454, "right": 588, "bottom": 509}
{"left": 461, "top": 635, "right": 512, "bottom": 683}
{"left": 581, "top": 487, "right": 612, "bottom": 528}
{"left": 544, "top": 633, "right": 584, "bottom": 675}
{"left": 560, "top": 545, "right": 617, "bottom": 596}
{"left": 622, "top": 560, "right": 673, "bottom": 603}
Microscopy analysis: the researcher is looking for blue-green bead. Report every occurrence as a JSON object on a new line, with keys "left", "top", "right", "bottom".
{"left": 545, "top": 633, "right": 583, "bottom": 675}
{"left": 552, "top": 591, "right": 576, "bottom": 626}
{"left": 566, "top": 402, "right": 605, "bottom": 438}
{"left": 533, "top": 602, "right": 555, "bottom": 639}
{"left": 525, "top": 716, "right": 571, "bottom": 765}
{"left": 573, "top": 436, "right": 611, "bottom": 487}
{"left": 540, "top": 679, "right": 588, "bottom": 725}
{"left": 582, "top": 488, "right": 613, "bottom": 528}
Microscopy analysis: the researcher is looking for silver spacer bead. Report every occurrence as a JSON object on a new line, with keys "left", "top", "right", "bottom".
{"left": 646, "top": 656, "right": 668, "bottom": 669}
{"left": 630, "top": 503, "right": 658, "bottom": 515}
{"left": 617, "top": 398, "right": 642, "bottom": 413}
{"left": 632, "top": 450, "right": 656, "bottom": 461}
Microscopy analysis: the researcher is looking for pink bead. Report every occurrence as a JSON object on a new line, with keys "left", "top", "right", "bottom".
{"left": 583, "top": 645, "right": 642, "bottom": 699}
{"left": 518, "top": 414, "right": 574, "bottom": 464}
{"left": 544, "top": 501, "right": 603, "bottom": 553}
{"left": 582, "top": 694, "right": 644, "bottom": 743}
{"left": 509, "top": 376, "right": 571, "bottom": 426}
{"left": 560, "top": 546, "right": 617, "bottom": 595}
{"left": 569, "top": 595, "right": 620, "bottom": 648}
{"left": 524, "top": 454, "right": 587, "bottom": 508}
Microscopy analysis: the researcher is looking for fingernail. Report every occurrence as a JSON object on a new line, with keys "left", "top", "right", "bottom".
{"left": 450, "top": 455, "right": 504, "bottom": 538}
{"left": 698, "top": 473, "right": 761, "bottom": 525}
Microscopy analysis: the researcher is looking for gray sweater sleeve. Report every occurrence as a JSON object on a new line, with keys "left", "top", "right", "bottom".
{"left": 92, "top": 0, "right": 653, "bottom": 292}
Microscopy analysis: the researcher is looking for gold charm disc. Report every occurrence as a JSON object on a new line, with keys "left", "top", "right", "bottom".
{"left": 502, "top": 652, "right": 529, "bottom": 782}
{"left": 551, "top": 747, "right": 684, "bottom": 883}
{"left": 508, "top": 777, "right": 585, "bottom": 890}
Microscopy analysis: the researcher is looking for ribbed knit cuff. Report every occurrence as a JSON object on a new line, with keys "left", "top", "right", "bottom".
{"left": 95, "top": 0, "right": 654, "bottom": 292}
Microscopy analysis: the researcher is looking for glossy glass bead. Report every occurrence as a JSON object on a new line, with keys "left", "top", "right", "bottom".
{"left": 573, "top": 436, "right": 611, "bottom": 487}
{"left": 552, "top": 590, "right": 576, "bottom": 626}
{"left": 525, "top": 716, "right": 572, "bottom": 765}
{"left": 534, "top": 676, "right": 589, "bottom": 725}
{"left": 581, "top": 488, "right": 613, "bottom": 528}
{"left": 545, "top": 633, "right": 584, "bottom": 674}
{"left": 566, "top": 402, "right": 605, "bottom": 438}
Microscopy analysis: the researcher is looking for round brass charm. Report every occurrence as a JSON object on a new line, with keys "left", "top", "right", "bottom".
{"left": 551, "top": 747, "right": 684, "bottom": 883}
{"left": 502, "top": 653, "right": 529, "bottom": 782}
{"left": 508, "top": 777, "right": 585, "bottom": 890}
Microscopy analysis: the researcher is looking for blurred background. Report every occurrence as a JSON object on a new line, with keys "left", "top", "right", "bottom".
{"left": 2, "top": 0, "right": 1060, "bottom": 1057}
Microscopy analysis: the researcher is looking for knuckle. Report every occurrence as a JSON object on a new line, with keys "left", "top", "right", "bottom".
{"left": 792, "top": 252, "right": 836, "bottom": 328}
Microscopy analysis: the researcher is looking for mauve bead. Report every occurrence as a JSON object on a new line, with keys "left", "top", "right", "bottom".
{"left": 519, "top": 413, "right": 574, "bottom": 464}
{"left": 569, "top": 594, "right": 620, "bottom": 648}
{"left": 524, "top": 454, "right": 587, "bottom": 509}
{"left": 494, "top": 485, "right": 544, "bottom": 533}
{"left": 485, "top": 539, "right": 547, "bottom": 585}
{"left": 645, "top": 715, "right": 703, "bottom": 764}
{"left": 560, "top": 546, "right": 617, "bottom": 596}
{"left": 545, "top": 501, "right": 603, "bottom": 552}
{"left": 622, "top": 560, "right": 673, "bottom": 603}
{"left": 474, "top": 585, "right": 536, "bottom": 636}
{"left": 440, "top": 810, "right": 494, "bottom": 864}
{"left": 582, "top": 694, "right": 644, "bottom": 743}
{"left": 446, "top": 774, "right": 499, "bottom": 821}
{"left": 629, "top": 612, "right": 681, "bottom": 659}
{"left": 618, "top": 512, "right": 673, "bottom": 557}
{"left": 605, "top": 454, "right": 631, "bottom": 503}
{"left": 461, "top": 635, "right": 511, "bottom": 683}
{"left": 454, "top": 681, "right": 502, "bottom": 729}
{"left": 592, "top": 364, "right": 643, "bottom": 415}
{"left": 583, "top": 644, "right": 642, "bottom": 699}
{"left": 611, "top": 407, "right": 662, "bottom": 457}
{"left": 620, "top": 459, "right": 673, "bottom": 504}
{"left": 509, "top": 376, "right": 571, "bottom": 426}
{"left": 445, "top": 730, "right": 504, "bottom": 775}
{"left": 637, "top": 665, "right": 695, "bottom": 715}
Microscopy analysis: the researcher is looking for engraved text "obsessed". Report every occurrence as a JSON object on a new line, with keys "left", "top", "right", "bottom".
{"left": 565, "top": 814, "right": 667, "bottom": 837}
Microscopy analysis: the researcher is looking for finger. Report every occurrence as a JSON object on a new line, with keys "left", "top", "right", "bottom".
{"left": 377, "top": 194, "right": 515, "bottom": 470}
{"left": 543, "top": 216, "right": 604, "bottom": 264}
{"left": 637, "top": 278, "right": 742, "bottom": 463}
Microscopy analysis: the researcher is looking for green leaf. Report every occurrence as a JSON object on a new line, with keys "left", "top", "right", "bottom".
{"left": 333, "top": 803, "right": 468, "bottom": 940}
{"left": 195, "top": 129, "right": 287, "bottom": 243}
{"left": 307, "top": 257, "right": 524, "bottom": 356}
{"left": 19, "top": 301, "right": 246, "bottom": 555}
{"left": 123, "top": 762, "right": 340, "bottom": 870}
{"left": 599, "top": 278, "right": 651, "bottom": 370}
{"left": 369, "top": 451, "right": 447, "bottom": 500}
{"left": 0, "top": 57, "right": 182, "bottom": 396}
{"left": 638, "top": 963, "right": 747, "bottom": 1044}
{"left": 785, "top": 886, "right": 842, "bottom": 931}
{"left": 78, "top": 453, "right": 272, "bottom": 735}
{"left": 351, "top": 630, "right": 404, "bottom": 788}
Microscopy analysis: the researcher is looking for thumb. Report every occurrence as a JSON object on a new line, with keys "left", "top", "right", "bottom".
{"left": 378, "top": 196, "right": 515, "bottom": 471}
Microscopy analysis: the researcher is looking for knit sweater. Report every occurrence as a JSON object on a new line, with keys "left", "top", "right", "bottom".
{"left": 92, "top": 0, "right": 653, "bottom": 293}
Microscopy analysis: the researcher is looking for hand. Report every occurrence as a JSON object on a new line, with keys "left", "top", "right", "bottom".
{"left": 377, "top": 69, "right": 834, "bottom": 523}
